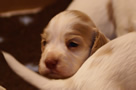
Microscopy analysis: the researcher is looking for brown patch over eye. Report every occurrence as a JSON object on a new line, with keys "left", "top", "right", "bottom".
{"left": 67, "top": 39, "right": 80, "bottom": 51}
{"left": 41, "top": 32, "right": 48, "bottom": 51}
{"left": 41, "top": 39, "right": 47, "bottom": 52}
{"left": 68, "top": 41, "right": 79, "bottom": 48}
{"left": 42, "top": 40, "right": 47, "bottom": 46}
{"left": 71, "top": 23, "right": 93, "bottom": 46}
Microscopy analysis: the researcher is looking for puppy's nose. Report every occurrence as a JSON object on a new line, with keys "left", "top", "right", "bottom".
{"left": 45, "top": 60, "right": 58, "bottom": 70}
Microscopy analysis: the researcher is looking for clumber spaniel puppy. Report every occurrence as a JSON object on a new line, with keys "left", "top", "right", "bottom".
{"left": 39, "top": 10, "right": 108, "bottom": 79}
{"left": 2, "top": 32, "right": 136, "bottom": 90}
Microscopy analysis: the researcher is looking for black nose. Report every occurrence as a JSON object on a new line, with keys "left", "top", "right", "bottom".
{"left": 45, "top": 60, "right": 58, "bottom": 70}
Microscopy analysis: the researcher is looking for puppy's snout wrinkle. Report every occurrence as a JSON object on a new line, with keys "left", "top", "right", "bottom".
{"left": 45, "top": 60, "right": 58, "bottom": 70}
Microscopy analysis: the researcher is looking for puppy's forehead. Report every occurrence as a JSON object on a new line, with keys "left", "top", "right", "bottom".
{"left": 49, "top": 11, "right": 94, "bottom": 27}
{"left": 43, "top": 10, "right": 96, "bottom": 37}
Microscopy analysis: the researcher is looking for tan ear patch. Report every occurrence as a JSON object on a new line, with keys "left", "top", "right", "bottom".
{"left": 91, "top": 31, "right": 109, "bottom": 55}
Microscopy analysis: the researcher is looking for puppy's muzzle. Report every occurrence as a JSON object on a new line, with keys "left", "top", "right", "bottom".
{"left": 45, "top": 59, "right": 59, "bottom": 70}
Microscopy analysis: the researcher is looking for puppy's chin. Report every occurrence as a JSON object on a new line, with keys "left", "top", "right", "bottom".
{"left": 39, "top": 62, "right": 76, "bottom": 79}
{"left": 42, "top": 71, "right": 71, "bottom": 79}
{"left": 44, "top": 73, "right": 70, "bottom": 79}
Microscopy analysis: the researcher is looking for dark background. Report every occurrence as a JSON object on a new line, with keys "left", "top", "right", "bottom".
{"left": 0, "top": 0, "right": 72, "bottom": 89}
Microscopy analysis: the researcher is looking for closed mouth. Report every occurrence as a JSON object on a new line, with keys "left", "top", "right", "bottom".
{"left": 45, "top": 72, "right": 63, "bottom": 79}
{"left": 43, "top": 69, "right": 68, "bottom": 79}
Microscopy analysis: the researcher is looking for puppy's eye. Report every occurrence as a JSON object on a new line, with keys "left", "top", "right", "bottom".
{"left": 42, "top": 41, "right": 47, "bottom": 46}
{"left": 68, "top": 42, "right": 79, "bottom": 49}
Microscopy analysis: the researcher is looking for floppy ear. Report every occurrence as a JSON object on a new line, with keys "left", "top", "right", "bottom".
{"left": 90, "top": 30, "right": 109, "bottom": 55}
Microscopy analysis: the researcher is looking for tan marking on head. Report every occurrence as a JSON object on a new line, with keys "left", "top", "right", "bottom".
{"left": 72, "top": 23, "right": 92, "bottom": 35}
{"left": 69, "top": 10, "right": 96, "bottom": 27}
{"left": 91, "top": 30, "right": 109, "bottom": 55}
{"left": 67, "top": 10, "right": 106, "bottom": 54}
{"left": 70, "top": 10, "right": 91, "bottom": 22}
{"left": 71, "top": 23, "right": 95, "bottom": 45}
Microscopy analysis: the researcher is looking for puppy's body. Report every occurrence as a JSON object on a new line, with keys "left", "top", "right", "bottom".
{"left": 67, "top": 0, "right": 136, "bottom": 38}
{"left": 73, "top": 32, "right": 136, "bottom": 90}
{"left": 112, "top": 0, "right": 136, "bottom": 37}
{"left": 39, "top": 10, "right": 108, "bottom": 79}
{"left": 67, "top": 0, "right": 115, "bottom": 39}
{"left": 3, "top": 32, "right": 136, "bottom": 90}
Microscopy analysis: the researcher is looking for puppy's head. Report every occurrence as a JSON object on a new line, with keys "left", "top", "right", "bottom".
{"left": 39, "top": 10, "right": 109, "bottom": 79}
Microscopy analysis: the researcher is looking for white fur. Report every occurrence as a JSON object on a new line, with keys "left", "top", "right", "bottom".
{"left": 67, "top": 0, "right": 115, "bottom": 39}
{"left": 112, "top": 0, "right": 136, "bottom": 37}
{"left": 2, "top": 32, "right": 136, "bottom": 90}
{"left": 67, "top": 0, "right": 136, "bottom": 38}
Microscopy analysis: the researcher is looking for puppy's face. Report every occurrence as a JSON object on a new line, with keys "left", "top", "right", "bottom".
{"left": 39, "top": 10, "right": 108, "bottom": 79}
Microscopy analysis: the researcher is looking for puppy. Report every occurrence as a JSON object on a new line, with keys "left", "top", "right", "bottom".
{"left": 39, "top": 10, "right": 109, "bottom": 79}
{"left": 67, "top": 0, "right": 136, "bottom": 38}
{"left": 67, "top": 0, "right": 115, "bottom": 39}
{"left": 2, "top": 32, "right": 136, "bottom": 90}
{"left": 112, "top": 0, "right": 136, "bottom": 37}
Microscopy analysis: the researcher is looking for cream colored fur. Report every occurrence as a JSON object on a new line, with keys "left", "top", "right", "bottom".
{"left": 112, "top": 0, "right": 136, "bottom": 37}
{"left": 39, "top": 10, "right": 108, "bottom": 79}
{"left": 67, "top": 0, "right": 115, "bottom": 39}
{"left": 2, "top": 32, "right": 136, "bottom": 90}
{"left": 67, "top": 0, "right": 136, "bottom": 38}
